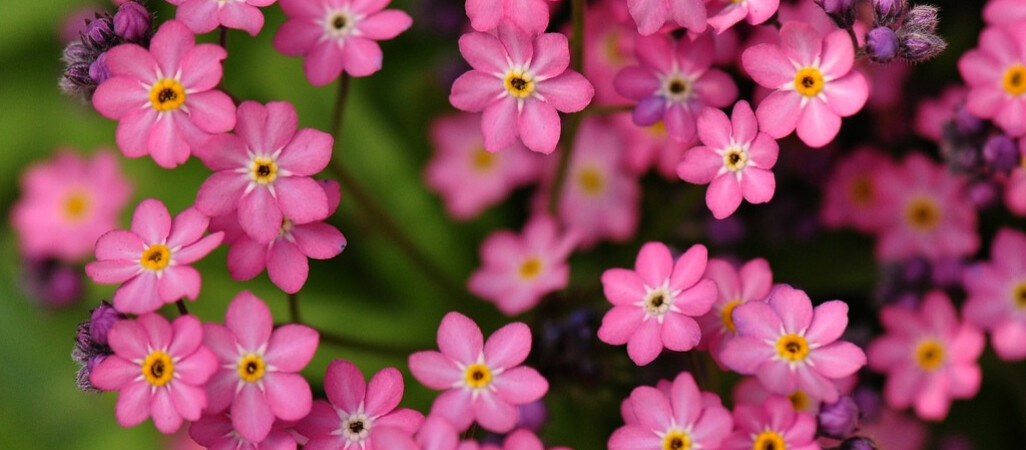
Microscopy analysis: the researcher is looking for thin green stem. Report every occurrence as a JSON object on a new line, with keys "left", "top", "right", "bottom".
{"left": 175, "top": 300, "right": 189, "bottom": 316}
{"left": 315, "top": 327, "right": 417, "bottom": 357}
{"left": 330, "top": 74, "right": 351, "bottom": 136}
{"left": 287, "top": 292, "right": 301, "bottom": 323}
{"left": 546, "top": 0, "right": 588, "bottom": 215}
{"left": 218, "top": 26, "right": 228, "bottom": 49}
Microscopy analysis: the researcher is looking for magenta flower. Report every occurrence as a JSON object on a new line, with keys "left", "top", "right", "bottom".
{"left": 449, "top": 23, "right": 595, "bottom": 153}
{"left": 202, "top": 291, "right": 319, "bottom": 442}
{"left": 11, "top": 150, "right": 131, "bottom": 262}
{"left": 742, "top": 22, "right": 868, "bottom": 148}
{"left": 91, "top": 20, "right": 235, "bottom": 168}
{"left": 597, "top": 242, "right": 718, "bottom": 366}
{"left": 677, "top": 101, "right": 778, "bottom": 219}
{"left": 627, "top": 0, "right": 707, "bottom": 36}
{"left": 297, "top": 359, "right": 424, "bottom": 449}
{"left": 372, "top": 415, "right": 460, "bottom": 450}
{"left": 408, "top": 312, "right": 549, "bottom": 432}
{"left": 707, "top": 0, "right": 781, "bottom": 34}
{"left": 195, "top": 101, "right": 333, "bottom": 244}
{"left": 696, "top": 257, "right": 773, "bottom": 368}
{"left": 425, "top": 113, "right": 542, "bottom": 221}
{"left": 731, "top": 376, "right": 822, "bottom": 415}
{"left": 468, "top": 215, "right": 576, "bottom": 316}
{"left": 90, "top": 313, "right": 217, "bottom": 434}
{"left": 962, "top": 228, "right": 1026, "bottom": 360}
{"left": 608, "top": 371, "right": 733, "bottom": 450}
{"left": 460, "top": 429, "right": 571, "bottom": 450}
{"left": 274, "top": 0, "right": 412, "bottom": 85}
{"left": 86, "top": 199, "right": 224, "bottom": 314}
{"left": 211, "top": 180, "right": 346, "bottom": 294}
{"left": 189, "top": 413, "right": 297, "bottom": 449}
{"left": 465, "top": 0, "right": 551, "bottom": 34}
{"left": 820, "top": 147, "right": 895, "bottom": 233}
{"left": 584, "top": 4, "right": 637, "bottom": 106}
{"left": 613, "top": 115, "right": 689, "bottom": 180}
{"left": 613, "top": 33, "right": 737, "bottom": 144}
{"left": 722, "top": 396, "right": 817, "bottom": 450}
{"left": 958, "top": 25, "right": 1026, "bottom": 137}
{"left": 868, "top": 291, "right": 984, "bottom": 420}
{"left": 721, "top": 285, "right": 866, "bottom": 403}
{"left": 983, "top": 0, "right": 1026, "bottom": 27}
{"left": 168, "top": 0, "right": 276, "bottom": 36}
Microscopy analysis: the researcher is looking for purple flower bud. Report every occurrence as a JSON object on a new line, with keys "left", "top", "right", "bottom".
{"left": 88, "top": 51, "right": 111, "bottom": 84}
{"left": 815, "top": 0, "right": 857, "bottom": 28}
{"left": 818, "top": 396, "right": 860, "bottom": 439}
{"left": 515, "top": 401, "right": 549, "bottom": 431}
{"left": 902, "top": 5, "right": 940, "bottom": 33}
{"left": 22, "top": 258, "right": 84, "bottom": 307}
{"left": 872, "top": 0, "right": 907, "bottom": 27}
{"left": 840, "top": 437, "right": 878, "bottom": 450}
{"left": 89, "top": 301, "right": 124, "bottom": 345}
{"left": 866, "top": 27, "right": 900, "bottom": 63}
{"left": 114, "top": 1, "right": 151, "bottom": 42}
{"left": 982, "top": 134, "right": 1019, "bottom": 173}
{"left": 952, "top": 105, "right": 985, "bottom": 135}
{"left": 83, "top": 15, "right": 116, "bottom": 50}
{"left": 853, "top": 386, "right": 882, "bottom": 422}
{"left": 899, "top": 32, "right": 947, "bottom": 62}
{"left": 968, "top": 180, "right": 999, "bottom": 209}
{"left": 76, "top": 354, "right": 108, "bottom": 392}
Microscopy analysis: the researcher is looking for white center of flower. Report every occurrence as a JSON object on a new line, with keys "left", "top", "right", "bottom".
{"left": 722, "top": 146, "right": 749, "bottom": 172}
{"left": 661, "top": 73, "right": 693, "bottom": 103}
{"left": 340, "top": 413, "right": 372, "bottom": 442}
{"left": 638, "top": 281, "right": 680, "bottom": 322}
{"left": 324, "top": 10, "right": 358, "bottom": 37}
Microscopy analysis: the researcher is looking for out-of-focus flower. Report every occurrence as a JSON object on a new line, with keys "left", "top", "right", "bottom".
{"left": 696, "top": 257, "right": 773, "bottom": 367}
{"left": 168, "top": 0, "right": 276, "bottom": 36}
{"left": 189, "top": 413, "right": 297, "bottom": 449}
{"left": 465, "top": 0, "right": 551, "bottom": 34}
{"left": 959, "top": 25, "right": 1026, "bottom": 137}
{"left": 706, "top": 0, "right": 781, "bottom": 34}
{"left": 820, "top": 148, "right": 895, "bottom": 233}
{"left": 723, "top": 396, "right": 818, "bottom": 450}
{"left": 627, "top": 0, "right": 707, "bottom": 36}
{"left": 963, "top": 228, "right": 1026, "bottom": 360}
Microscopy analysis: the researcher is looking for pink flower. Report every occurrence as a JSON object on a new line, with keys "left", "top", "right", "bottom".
{"left": 723, "top": 396, "right": 817, "bottom": 450}
{"left": 189, "top": 413, "right": 298, "bottom": 449}
{"left": 613, "top": 115, "right": 689, "bottom": 179}
{"left": 820, "top": 147, "right": 895, "bottom": 233}
{"left": 168, "top": 0, "right": 276, "bottom": 36}
{"left": 468, "top": 215, "right": 576, "bottom": 316}
{"left": 202, "top": 291, "right": 319, "bottom": 442}
{"left": 86, "top": 199, "right": 224, "bottom": 314}
{"left": 867, "top": 291, "right": 984, "bottom": 420}
{"left": 195, "top": 101, "right": 334, "bottom": 244}
{"left": 425, "top": 113, "right": 542, "bottom": 221}
{"left": 706, "top": 0, "right": 781, "bottom": 34}
{"left": 465, "top": 0, "right": 551, "bottom": 34}
{"left": 958, "top": 25, "right": 1026, "bottom": 137}
{"left": 720, "top": 285, "right": 866, "bottom": 403}
{"left": 962, "top": 228, "right": 1026, "bottom": 360}
{"left": 608, "top": 371, "right": 733, "bottom": 450}
{"left": 274, "top": 0, "right": 412, "bottom": 85}
{"left": 297, "top": 359, "right": 424, "bottom": 449}
{"left": 874, "top": 153, "right": 979, "bottom": 262}
{"left": 1007, "top": 143, "right": 1026, "bottom": 216}
{"left": 742, "top": 22, "right": 868, "bottom": 148}
{"left": 858, "top": 408, "right": 927, "bottom": 450}
{"left": 460, "top": 429, "right": 571, "bottom": 450}
{"left": 696, "top": 257, "right": 773, "bottom": 367}
{"left": 627, "top": 0, "right": 707, "bottom": 36}
{"left": 210, "top": 180, "right": 347, "bottom": 294}
{"left": 90, "top": 313, "right": 217, "bottom": 434}
{"left": 613, "top": 32, "right": 737, "bottom": 143}
{"left": 597, "top": 242, "right": 718, "bottom": 366}
{"left": 584, "top": 4, "right": 637, "bottom": 106}
{"left": 11, "top": 150, "right": 131, "bottom": 262}
{"left": 408, "top": 312, "right": 549, "bottom": 432}
{"left": 983, "top": 0, "right": 1026, "bottom": 27}
{"left": 731, "top": 377, "right": 822, "bottom": 415}
{"left": 372, "top": 416, "right": 460, "bottom": 450}
{"left": 92, "top": 20, "right": 236, "bottom": 168}
{"left": 449, "top": 23, "right": 595, "bottom": 153}
{"left": 677, "top": 100, "right": 778, "bottom": 219}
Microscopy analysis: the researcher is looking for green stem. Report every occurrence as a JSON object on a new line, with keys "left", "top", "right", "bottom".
{"left": 218, "top": 26, "right": 228, "bottom": 49}
{"left": 287, "top": 292, "right": 301, "bottom": 324}
{"left": 175, "top": 300, "right": 189, "bottom": 316}
{"left": 546, "top": 0, "right": 588, "bottom": 215}
{"left": 315, "top": 327, "right": 417, "bottom": 357}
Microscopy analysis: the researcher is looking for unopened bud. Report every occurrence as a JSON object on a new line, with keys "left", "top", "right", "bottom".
{"left": 903, "top": 5, "right": 940, "bottom": 33}
{"left": 873, "top": 0, "right": 907, "bottom": 27}
{"left": 114, "top": 1, "right": 151, "bottom": 42}
{"left": 818, "top": 396, "right": 860, "bottom": 440}
{"left": 899, "top": 32, "right": 947, "bottom": 62}
{"left": 866, "top": 27, "right": 900, "bottom": 63}
{"left": 815, "top": 0, "right": 857, "bottom": 29}
{"left": 982, "top": 134, "right": 1019, "bottom": 173}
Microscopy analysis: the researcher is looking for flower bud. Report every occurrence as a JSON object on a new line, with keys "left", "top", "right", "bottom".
{"left": 866, "top": 27, "right": 900, "bottom": 63}
{"left": 114, "top": 1, "right": 151, "bottom": 42}
{"left": 83, "top": 15, "right": 116, "bottom": 50}
{"left": 872, "top": 0, "right": 907, "bottom": 27}
{"left": 818, "top": 396, "right": 860, "bottom": 439}
{"left": 815, "top": 0, "right": 857, "bottom": 28}
{"left": 982, "top": 133, "right": 1019, "bottom": 173}
{"left": 899, "top": 32, "right": 947, "bottom": 62}
{"left": 88, "top": 51, "right": 111, "bottom": 84}
{"left": 840, "top": 437, "right": 879, "bottom": 450}
{"left": 89, "top": 301, "right": 124, "bottom": 345}
{"left": 902, "top": 5, "right": 940, "bottom": 33}
{"left": 952, "top": 104, "right": 985, "bottom": 135}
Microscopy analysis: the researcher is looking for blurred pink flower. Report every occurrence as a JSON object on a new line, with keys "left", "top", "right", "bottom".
{"left": 723, "top": 396, "right": 817, "bottom": 450}
{"left": 584, "top": 3, "right": 636, "bottom": 106}
{"left": 962, "top": 228, "right": 1026, "bottom": 360}
{"left": 820, "top": 147, "right": 895, "bottom": 233}
{"left": 189, "top": 413, "right": 298, "bottom": 449}
{"left": 613, "top": 115, "right": 689, "bottom": 179}
{"left": 732, "top": 376, "right": 823, "bottom": 415}
{"left": 169, "top": 0, "right": 276, "bottom": 36}
{"left": 372, "top": 415, "right": 460, "bottom": 450}
{"left": 706, "top": 0, "right": 781, "bottom": 34}
{"left": 1007, "top": 143, "right": 1026, "bottom": 215}
{"left": 627, "top": 0, "right": 706, "bottom": 36}
{"left": 465, "top": 0, "right": 551, "bottom": 34}
{"left": 696, "top": 257, "right": 773, "bottom": 368}
{"left": 959, "top": 25, "right": 1026, "bottom": 137}
{"left": 460, "top": 429, "right": 571, "bottom": 450}
{"left": 608, "top": 372, "right": 732, "bottom": 450}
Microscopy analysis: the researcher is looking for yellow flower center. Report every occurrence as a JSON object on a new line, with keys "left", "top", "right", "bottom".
{"left": 1013, "top": 283, "right": 1026, "bottom": 309}
{"left": 793, "top": 67, "right": 824, "bottom": 97}
{"left": 1003, "top": 64, "right": 1026, "bottom": 96}
{"left": 721, "top": 300, "right": 743, "bottom": 333}
{"left": 471, "top": 148, "right": 497, "bottom": 172}
{"left": 576, "top": 166, "right": 606, "bottom": 196}
{"left": 914, "top": 338, "right": 945, "bottom": 371}
{"left": 662, "top": 430, "right": 691, "bottom": 450}
{"left": 904, "top": 196, "right": 941, "bottom": 232}
{"left": 142, "top": 351, "right": 174, "bottom": 387}
{"left": 848, "top": 176, "right": 874, "bottom": 206}
{"left": 723, "top": 148, "right": 749, "bottom": 172}
{"left": 753, "top": 430, "right": 786, "bottom": 450}
{"left": 464, "top": 363, "right": 492, "bottom": 389}
{"left": 518, "top": 257, "right": 544, "bottom": 280}
{"left": 504, "top": 71, "right": 535, "bottom": 99}
{"left": 776, "top": 334, "right": 810, "bottom": 362}
{"left": 140, "top": 244, "right": 171, "bottom": 271}
{"left": 149, "top": 79, "right": 187, "bottom": 112}
{"left": 788, "top": 390, "right": 811, "bottom": 411}
{"left": 237, "top": 354, "right": 267, "bottom": 383}
{"left": 250, "top": 157, "right": 278, "bottom": 185}
{"left": 62, "top": 190, "right": 92, "bottom": 223}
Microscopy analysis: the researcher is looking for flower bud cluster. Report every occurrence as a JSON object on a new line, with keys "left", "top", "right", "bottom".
{"left": 59, "top": 1, "right": 152, "bottom": 100}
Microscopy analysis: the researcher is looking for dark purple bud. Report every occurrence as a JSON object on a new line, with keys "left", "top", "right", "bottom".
{"left": 818, "top": 396, "right": 860, "bottom": 439}
{"left": 89, "top": 301, "right": 124, "bottom": 345}
{"left": 815, "top": 0, "right": 857, "bottom": 28}
{"left": 872, "top": 0, "right": 907, "bottom": 27}
{"left": 952, "top": 105, "right": 985, "bottom": 135}
{"left": 968, "top": 180, "right": 999, "bottom": 209}
{"left": 83, "top": 15, "right": 116, "bottom": 49}
{"left": 866, "top": 27, "right": 900, "bottom": 63}
{"left": 982, "top": 134, "right": 1019, "bottom": 173}
{"left": 899, "top": 32, "right": 947, "bottom": 62}
{"left": 902, "top": 5, "right": 940, "bottom": 33}
{"left": 515, "top": 401, "right": 549, "bottom": 431}
{"left": 88, "top": 51, "right": 111, "bottom": 84}
{"left": 114, "top": 1, "right": 151, "bottom": 42}
{"left": 840, "top": 437, "right": 878, "bottom": 450}
{"left": 76, "top": 354, "right": 108, "bottom": 392}
{"left": 22, "top": 258, "right": 84, "bottom": 307}
{"left": 853, "top": 386, "right": 882, "bottom": 422}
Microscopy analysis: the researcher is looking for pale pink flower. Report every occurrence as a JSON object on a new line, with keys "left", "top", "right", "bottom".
{"left": 274, "top": 0, "right": 413, "bottom": 85}
{"left": 408, "top": 312, "right": 549, "bottom": 432}
{"left": 195, "top": 101, "right": 333, "bottom": 244}
{"left": 723, "top": 396, "right": 818, "bottom": 450}
{"left": 958, "top": 25, "right": 1026, "bottom": 137}
{"left": 11, "top": 150, "right": 131, "bottom": 262}
{"left": 425, "top": 113, "right": 542, "bottom": 221}
{"left": 867, "top": 291, "right": 984, "bottom": 420}
{"left": 597, "top": 242, "right": 718, "bottom": 366}
{"left": 613, "top": 115, "right": 690, "bottom": 179}
{"left": 983, "top": 0, "right": 1026, "bottom": 26}
{"left": 613, "top": 32, "right": 737, "bottom": 144}
{"left": 696, "top": 257, "right": 773, "bottom": 367}
{"left": 468, "top": 215, "right": 576, "bottom": 316}
{"left": 874, "top": 153, "right": 979, "bottom": 262}
{"left": 857, "top": 408, "right": 927, "bottom": 450}
{"left": 203, "top": 291, "right": 319, "bottom": 442}
{"left": 706, "top": 0, "right": 781, "bottom": 34}
{"left": 90, "top": 313, "right": 218, "bottom": 434}
{"left": 732, "top": 377, "right": 822, "bottom": 415}
{"left": 677, "top": 100, "right": 779, "bottom": 219}
{"left": 86, "top": 199, "right": 224, "bottom": 314}
{"left": 962, "top": 228, "right": 1026, "bottom": 360}
{"left": 742, "top": 22, "right": 868, "bottom": 148}
{"left": 168, "top": 0, "right": 276, "bottom": 36}
{"left": 465, "top": 0, "right": 552, "bottom": 34}
{"left": 450, "top": 23, "right": 594, "bottom": 153}
{"left": 92, "top": 20, "right": 236, "bottom": 168}
{"left": 627, "top": 0, "right": 707, "bottom": 36}
{"left": 372, "top": 416, "right": 460, "bottom": 450}
{"left": 608, "top": 372, "right": 733, "bottom": 450}
{"left": 189, "top": 413, "right": 298, "bottom": 450}
{"left": 584, "top": 3, "right": 637, "bottom": 106}
{"left": 459, "top": 429, "right": 571, "bottom": 450}
{"left": 820, "top": 147, "right": 895, "bottom": 233}
{"left": 297, "top": 359, "right": 424, "bottom": 449}
{"left": 720, "top": 285, "right": 866, "bottom": 403}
